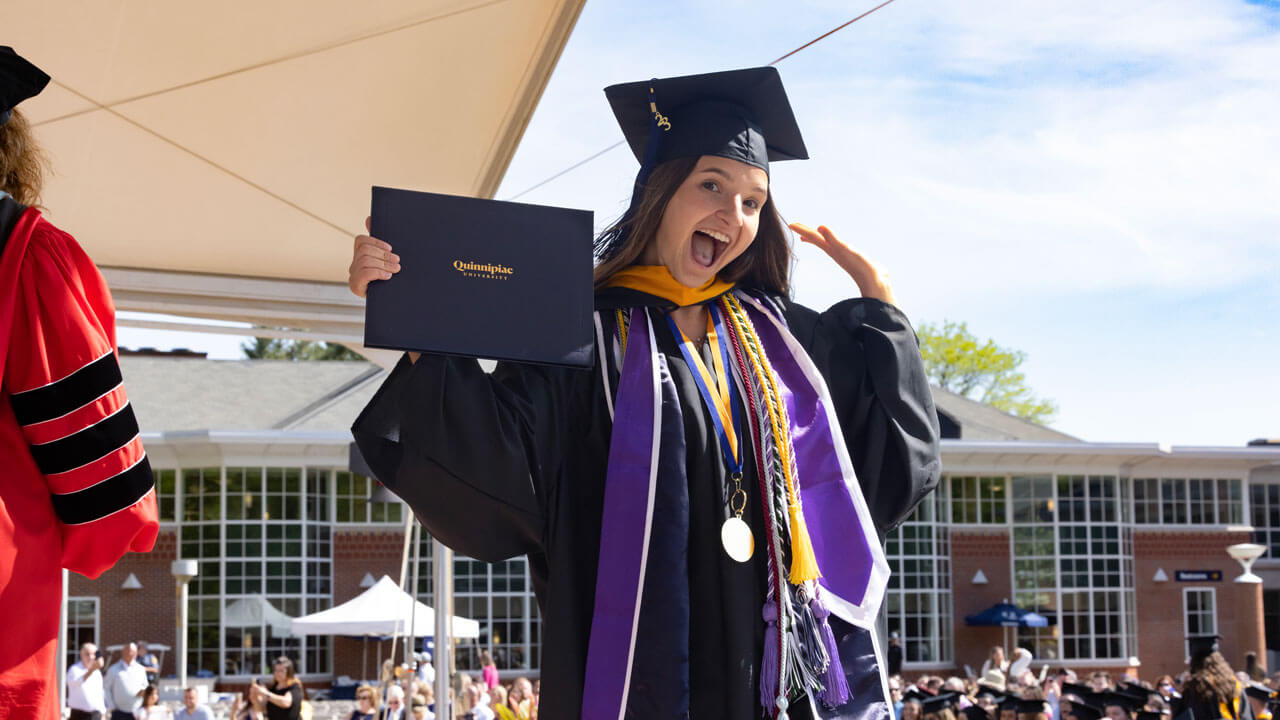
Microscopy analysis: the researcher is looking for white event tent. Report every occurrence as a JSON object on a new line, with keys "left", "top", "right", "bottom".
{"left": 290, "top": 575, "right": 480, "bottom": 639}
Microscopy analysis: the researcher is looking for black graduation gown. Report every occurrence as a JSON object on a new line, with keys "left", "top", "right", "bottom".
{"left": 352, "top": 290, "right": 941, "bottom": 719}
{"left": 1173, "top": 684, "right": 1257, "bottom": 720}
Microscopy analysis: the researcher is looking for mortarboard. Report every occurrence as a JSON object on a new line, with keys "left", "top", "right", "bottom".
{"left": 904, "top": 688, "right": 933, "bottom": 703}
{"left": 597, "top": 67, "right": 808, "bottom": 262}
{"left": 1069, "top": 705, "right": 1106, "bottom": 720}
{"left": 0, "top": 47, "right": 50, "bottom": 125}
{"left": 1246, "top": 683, "right": 1277, "bottom": 702}
{"left": 606, "top": 66, "right": 808, "bottom": 177}
{"left": 1187, "top": 634, "right": 1221, "bottom": 667}
{"left": 1016, "top": 699, "right": 1050, "bottom": 716}
{"left": 999, "top": 698, "right": 1021, "bottom": 714}
{"left": 1062, "top": 683, "right": 1095, "bottom": 700}
{"left": 921, "top": 692, "right": 960, "bottom": 715}
{"left": 1099, "top": 691, "right": 1141, "bottom": 713}
{"left": 963, "top": 706, "right": 993, "bottom": 720}
{"left": 977, "top": 686, "right": 1007, "bottom": 702}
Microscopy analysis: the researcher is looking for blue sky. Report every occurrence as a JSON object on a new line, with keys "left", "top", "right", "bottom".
{"left": 122, "top": 0, "right": 1280, "bottom": 446}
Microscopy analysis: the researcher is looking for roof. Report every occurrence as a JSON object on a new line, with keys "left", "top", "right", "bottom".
{"left": 931, "top": 386, "right": 1081, "bottom": 443}
{"left": 121, "top": 356, "right": 385, "bottom": 433}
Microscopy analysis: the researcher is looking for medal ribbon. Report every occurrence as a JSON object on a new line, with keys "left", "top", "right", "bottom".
{"left": 665, "top": 306, "right": 742, "bottom": 475}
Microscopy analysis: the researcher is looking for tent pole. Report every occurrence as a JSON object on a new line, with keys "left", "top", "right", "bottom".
{"left": 408, "top": 521, "right": 421, "bottom": 669}
{"left": 362, "top": 638, "right": 368, "bottom": 683}
{"left": 388, "top": 511, "right": 414, "bottom": 688}
{"left": 434, "top": 539, "right": 453, "bottom": 720}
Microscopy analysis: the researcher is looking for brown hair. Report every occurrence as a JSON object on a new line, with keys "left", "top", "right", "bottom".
{"left": 1185, "top": 651, "right": 1237, "bottom": 707}
{"left": 272, "top": 655, "right": 301, "bottom": 687}
{"left": 0, "top": 109, "right": 49, "bottom": 206}
{"left": 592, "top": 156, "right": 792, "bottom": 296}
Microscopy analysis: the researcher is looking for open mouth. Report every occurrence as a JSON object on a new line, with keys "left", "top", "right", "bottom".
{"left": 691, "top": 228, "right": 731, "bottom": 269}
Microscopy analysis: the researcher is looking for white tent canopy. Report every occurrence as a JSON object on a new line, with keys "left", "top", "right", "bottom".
{"left": 224, "top": 596, "right": 295, "bottom": 637}
{"left": 11, "top": 1, "right": 585, "bottom": 355}
{"left": 290, "top": 575, "right": 479, "bottom": 639}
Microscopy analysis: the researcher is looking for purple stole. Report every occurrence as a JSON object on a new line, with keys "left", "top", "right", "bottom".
{"left": 583, "top": 292, "right": 890, "bottom": 719}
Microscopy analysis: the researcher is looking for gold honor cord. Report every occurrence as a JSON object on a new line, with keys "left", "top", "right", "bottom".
{"left": 502, "top": 0, "right": 902, "bottom": 202}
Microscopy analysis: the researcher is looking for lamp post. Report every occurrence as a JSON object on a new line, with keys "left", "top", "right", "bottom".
{"left": 172, "top": 560, "right": 198, "bottom": 691}
{"left": 1227, "top": 543, "right": 1266, "bottom": 583}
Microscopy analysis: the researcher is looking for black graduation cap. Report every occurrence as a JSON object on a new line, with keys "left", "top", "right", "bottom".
{"left": 1016, "top": 699, "right": 1050, "bottom": 715}
{"left": 0, "top": 47, "right": 50, "bottom": 125}
{"left": 1187, "top": 634, "right": 1221, "bottom": 666}
{"left": 1246, "top": 683, "right": 1277, "bottom": 701}
{"left": 1062, "top": 683, "right": 1095, "bottom": 700}
{"left": 977, "top": 681, "right": 1008, "bottom": 696}
{"left": 903, "top": 688, "right": 933, "bottom": 703}
{"left": 1062, "top": 683, "right": 1095, "bottom": 701}
{"left": 921, "top": 692, "right": 960, "bottom": 715}
{"left": 1099, "top": 691, "right": 1141, "bottom": 713}
{"left": 1135, "top": 713, "right": 1167, "bottom": 720}
{"left": 1069, "top": 705, "right": 1106, "bottom": 720}
{"left": 963, "top": 706, "right": 993, "bottom": 720}
{"left": 976, "top": 686, "right": 1007, "bottom": 702}
{"left": 998, "top": 698, "right": 1021, "bottom": 714}
{"left": 605, "top": 66, "right": 808, "bottom": 177}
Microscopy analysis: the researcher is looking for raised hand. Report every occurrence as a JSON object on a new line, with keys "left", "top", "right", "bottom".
{"left": 789, "top": 222, "right": 896, "bottom": 306}
{"left": 349, "top": 216, "right": 401, "bottom": 298}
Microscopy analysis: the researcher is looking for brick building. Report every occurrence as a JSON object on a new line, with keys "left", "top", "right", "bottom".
{"left": 63, "top": 356, "right": 1280, "bottom": 688}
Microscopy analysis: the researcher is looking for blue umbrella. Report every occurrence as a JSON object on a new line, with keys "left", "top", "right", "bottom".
{"left": 964, "top": 602, "right": 1049, "bottom": 627}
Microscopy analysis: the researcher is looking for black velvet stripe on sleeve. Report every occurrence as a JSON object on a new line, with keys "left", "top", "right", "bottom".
{"left": 10, "top": 351, "right": 122, "bottom": 427}
{"left": 50, "top": 455, "right": 154, "bottom": 526}
{"left": 28, "top": 403, "right": 140, "bottom": 475}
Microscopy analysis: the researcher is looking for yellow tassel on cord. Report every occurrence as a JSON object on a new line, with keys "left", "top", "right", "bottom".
{"left": 788, "top": 502, "right": 823, "bottom": 583}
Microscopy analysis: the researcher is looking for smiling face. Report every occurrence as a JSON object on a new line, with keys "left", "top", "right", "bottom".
{"left": 640, "top": 155, "right": 769, "bottom": 288}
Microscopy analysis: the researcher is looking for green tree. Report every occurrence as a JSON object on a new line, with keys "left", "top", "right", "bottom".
{"left": 917, "top": 320, "right": 1057, "bottom": 424}
{"left": 241, "top": 338, "right": 365, "bottom": 361}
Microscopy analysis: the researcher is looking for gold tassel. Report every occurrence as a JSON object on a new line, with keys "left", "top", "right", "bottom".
{"left": 788, "top": 502, "right": 823, "bottom": 583}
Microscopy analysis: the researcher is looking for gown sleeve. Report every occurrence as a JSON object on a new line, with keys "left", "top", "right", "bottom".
{"left": 351, "top": 352, "right": 585, "bottom": 563}
{"left": 779, "top": 295, "right": 941, "bottom": 535}
{"left": 5, "top": 216, "right": 159, "bottom": 578}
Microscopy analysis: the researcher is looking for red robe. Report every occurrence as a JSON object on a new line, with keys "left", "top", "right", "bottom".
{"left": 0, "top": 202, "right": 158, "bottom": 718}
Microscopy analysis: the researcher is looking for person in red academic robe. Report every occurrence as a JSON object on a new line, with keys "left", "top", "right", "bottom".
{"left": 0, "top": 46, "right": 159, "bottom": 719}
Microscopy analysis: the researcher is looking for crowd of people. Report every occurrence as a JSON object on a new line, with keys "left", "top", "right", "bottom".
{"left": 889, "top": 640, "right": 1278, "bottom": 720}
{"left": 66, "top": 642, "right": 212, "bottom": 720}
{"left": 363, "top": 650, "right": 538, "bottom": 720}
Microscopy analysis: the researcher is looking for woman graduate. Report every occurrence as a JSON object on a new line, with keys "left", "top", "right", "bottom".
{"left": 350, "top": 67, "right": 941, "bottom": 720}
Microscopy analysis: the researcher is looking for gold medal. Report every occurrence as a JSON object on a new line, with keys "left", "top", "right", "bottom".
{"left": 722, "top": 477, "right": 753, "bottom": 562}
{"left": 721, "top": 516, "right": 755, "bottom": 562}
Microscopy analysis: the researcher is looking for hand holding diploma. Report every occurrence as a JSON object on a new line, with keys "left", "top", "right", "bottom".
{"left": 348, "top": 216, "right": 401, "bottom": 298}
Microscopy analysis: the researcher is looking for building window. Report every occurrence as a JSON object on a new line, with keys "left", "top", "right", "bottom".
{"left": 949, "top": 476, "right": 1007, "bottom": 524}
{"left": 65, "top": 597, "right": 100, "bottom": 668}
{"left": 1135, "top": 478, "right": 1243, "bottom": 526}
{"left": 334, "top": 471, "right": 402, "bottom": 524}
{"left": 1014, "top": 475, "right": 1136, "bottom": 661}
{"left": 155, "top": 469, "right": 177, "bottom": 522}
{"left": 175, "top": 465, "right": 334, "bottom": 678}
{"left": 411, "top": 536, "right": 542, "bottom": 673}
{"left": 1184, "top": 588, "right": 1217, "bottom": 655}
{"left": 886, "top": 487, "right": 952, "bottom": 664}
{"left": 1251, "top": 483, "right": 1280, "bottom": 556}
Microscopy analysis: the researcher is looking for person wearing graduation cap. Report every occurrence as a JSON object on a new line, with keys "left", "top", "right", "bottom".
{"left": 1243, "top": 683, "right": 1276, "bottom": 720}
{"left": 1173, "top": 635, "right": 1255, "bottom": 720}
{"left": 350, "top": 66, "right": 941, "bottom": 720}
{"left": 0, "top": 46, "right": 159, "bottom": 719}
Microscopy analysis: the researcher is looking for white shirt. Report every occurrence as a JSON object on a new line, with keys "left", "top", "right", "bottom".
{"left": 67, "top": 661, "right": 107, "bottom": 713}
{"left": 136, "top": 705, "right": 174, "bottom": 720}
{"left": 104, "top": 660, "right": 149, "bottom": 713}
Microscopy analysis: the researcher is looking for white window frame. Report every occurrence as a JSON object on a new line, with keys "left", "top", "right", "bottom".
{"left": 1128, "top": 476, "right": 1247, "bottom": 527}
{"left": 1183, "top": 587, "right": 1218, "bottom": 657}
{"left": 65, "top": 596, "right": 101, "bottom": 668}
